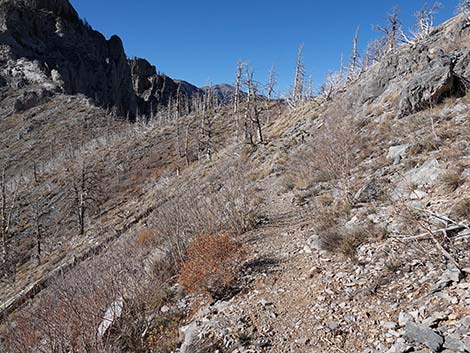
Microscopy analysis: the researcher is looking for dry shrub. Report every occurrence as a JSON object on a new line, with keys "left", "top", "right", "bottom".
{"left": 178, "top": 233, "right": 241, "bottom": 299}
{"left": 319, "top": 224, "right": 382, "bottom": 261}
{"left": 136, "top": 228, "right": 158, "bottom": 247}
{"left": 151, "top": 162, "right": 258, "bottom": 266}
{"left": 314, "top": 194, "right": 352, "bottom": 233}
{"left": 440, "top": 170, "right": 464, "bottom": 192}
{"left": 452, "top": 198, "right": 470, "bottom": 220}
{"left": 409, "top": 136, "right": 442, "bottom": 155}
{"left": 286, "top": 104, "right": 361, "bottom": 196}
{"left": 3, "top": 239, "right": 174, "bottom": 353}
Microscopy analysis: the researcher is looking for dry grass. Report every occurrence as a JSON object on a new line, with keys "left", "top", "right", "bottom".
{"left": 285, "top": 103, "right": 361, "bottom": 197}
{"left": 178, "top": 233, "right": 242, "bottom": 299}
{"left": 319, "top": 224, "right": 383, "bottom": 261}
{"left": 451, "top": 198, "right": 470, "bottom": 220}
{"left": 2, "top": 239, "right": 175, "bottom": 353}
{"left": 440, "top": 170, "right": 465, "bottom": 192}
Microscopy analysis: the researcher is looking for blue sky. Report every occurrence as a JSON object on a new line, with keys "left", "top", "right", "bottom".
{"left": 71, "top": 0, "right": 460, "bottom": 94}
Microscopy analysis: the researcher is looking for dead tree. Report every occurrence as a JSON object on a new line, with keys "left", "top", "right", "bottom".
{"left": 175, "top": 83, "right": 183, "bottom": 158}
{"left": 306, "top": 73, "right": 314, "bottom": 100}
{"left": 184, "top": 119, "right": 193, "bottom": 166}
{"left": 320, "top": 71, "right": 345, "bottom": 101}
{"left": 31, "top": 198, "right": 47, "bottom": 264}
{"left": 404, "top": 2, "right": 442, "bottom": 43}
{"left": 374, "top": 7, "right": 403, "bottom": 52}
{"left": 458, "top": 0, "right": 470, "bottom": 19}
{"left": 252, "top": 85, "right": 263, "bottom": 144}
{"left": 198, "top": 86, "right": 215, "bottom": 161}
{"left": 68, "top": 159, "right": 101, "bottom": 236}
{"left": 348, "top": 26, "right": 360, "bottom": 81}
{"left": 244, "top": 67, "right": 263, "bottom": 144}
{"left": 234, "top": 62, "right": 244, "bottom": 141}
{"left": 267, "top": 65, "right": 277, "bottom": 101}
{"left": 289, "top": 44, "right": 306, "bottom": 109}
{"left": 1, "top": 167, "right": 20, "bottom": 281}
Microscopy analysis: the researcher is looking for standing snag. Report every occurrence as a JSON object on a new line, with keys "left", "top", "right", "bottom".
{"left": 267, "top": 65, "right": 277, "bottom": 101}
{"left": 0, "top": 166, "right": 20, "bottom": 282}
{"left": 458, "top": 0, "right": 470, "bottom": 17}
{"left": 67, "top": 159, "right": 102, "bottom": 236}
{"left": 234, "top": 62, "right": 244, "bottom": 141}
{"left": 374, "top": 7, "right": 403, "bottom": 52}
{"left": 348, "top": 26, "right": 360, "bottom": 82}
{"left": 289, "top": 44, "right": 306, "bottom": 109}
{"left": 403, "top": 2, "right": 442, "bottom": 43}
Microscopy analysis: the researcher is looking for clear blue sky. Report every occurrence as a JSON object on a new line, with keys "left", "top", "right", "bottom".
{"left": 71, "top": 0, "right": 460, "bottom": 94}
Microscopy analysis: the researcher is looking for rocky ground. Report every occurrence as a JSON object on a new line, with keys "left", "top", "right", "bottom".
{"left": 175, "top": 185, "right": 470, "bottom": 352}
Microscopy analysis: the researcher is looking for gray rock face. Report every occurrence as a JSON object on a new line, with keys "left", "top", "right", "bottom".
{"left": 404, "top": 322, "right": 444, "bottom": 352}
{"left": 398, "top": 57, "right": 465, "bottom": 117}
{"left": 343, "top": 15, "right": 470, "bottom": 117}
{"left": 0, "top": 0, "right": 136, "bottom": 116}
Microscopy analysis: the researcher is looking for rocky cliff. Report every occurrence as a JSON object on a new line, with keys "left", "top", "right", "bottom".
{"left": 129, "top": 57, "right": 203, "bottom": 116}
{"left": 0, "top": 0, "right": 136, "bottom": 116}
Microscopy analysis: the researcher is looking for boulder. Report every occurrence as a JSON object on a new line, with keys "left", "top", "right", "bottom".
{"left": 443, "top": 334, "right": 470, "bottom": 352}
{"left": 14, "top": 88, "right": 52, "bottom": 112}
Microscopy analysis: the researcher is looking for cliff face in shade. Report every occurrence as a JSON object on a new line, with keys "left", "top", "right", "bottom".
{"left": 0, "top": 0, "right": 136, "bottom": 116}
{"left": 129, "top": 57, "right": 203, "bottom": 116}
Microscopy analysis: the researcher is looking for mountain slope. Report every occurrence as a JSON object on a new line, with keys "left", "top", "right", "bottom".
{"left": 0, "top": 5, "right": 469, "bottom": 353}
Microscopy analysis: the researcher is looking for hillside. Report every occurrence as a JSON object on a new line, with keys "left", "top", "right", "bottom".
{"left": 0, "top": 1, "right": 470, "bottom": 353}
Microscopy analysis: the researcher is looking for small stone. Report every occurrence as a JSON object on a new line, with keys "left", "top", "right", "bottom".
{"left": 399, "top": 312, "right": 414, "bottom": 327}
{"left": 160, "top": 305, "right": 170, "bottom": 313}
{"left": 382, "top": 321, "right": 398, "bottom": 330}
{"left": 387, "top": 144, "right": 410, "bottom": 164}
{"left": 295, "top": 338, "right": 310, "bottom": 345}
{"left": 386, "top": 341, "right": 413, "bottom": 353}
{"left": 436, "top": 292, "right": 459, "bottom": 305}
{"left": 327, "top": 322, "right": 340, "bottom": 331}
{"left": 430, "top": 268, "right": 463, "bottom": 293}
{"left": 460, "top": 316, "right": 470, "bottom": 328}
{"left": 423, "top": 312, "right": 448, "bottom": 327}
{"left": 443, "top": 334, "right": 470, "bottom": 352}
{"left": 404, "top": 321, "right": 444, "bottom": 352}
{"left": 258, "top": 299, "right": 273, "bottom": 307}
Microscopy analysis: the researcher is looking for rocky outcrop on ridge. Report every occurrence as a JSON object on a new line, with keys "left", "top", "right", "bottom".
{"left": 341, "top": 15, "right": 470, "bottom": 117}
{"left": 129, "top": 57, "right": 203, "bottom": 116}
{"left": 0, "top": 0, "right": 136, "bottom": 116}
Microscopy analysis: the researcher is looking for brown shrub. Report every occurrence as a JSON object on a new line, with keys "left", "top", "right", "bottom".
{"left": 314, "top": 195, "right": 352, "bottom": 233}
{"left": 178, "top": 233, "right": 242, "bottom": 299}
{"left": 136, "top": 228, "right": 158, "bottom": 247}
